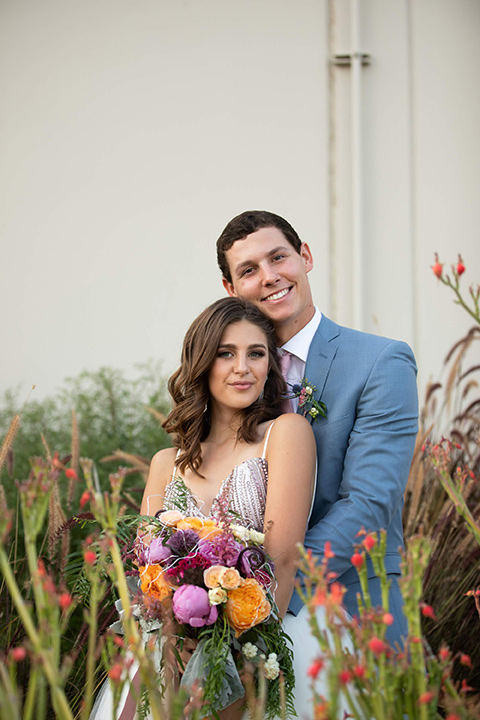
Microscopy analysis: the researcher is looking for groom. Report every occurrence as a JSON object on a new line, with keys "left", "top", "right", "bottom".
{"left": 216, "top": 210, "right": 418, "bottom": 645}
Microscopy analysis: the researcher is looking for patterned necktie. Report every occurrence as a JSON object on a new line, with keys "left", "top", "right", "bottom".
{"left": 278, "top": 350, "right": 293, "bottom": 413}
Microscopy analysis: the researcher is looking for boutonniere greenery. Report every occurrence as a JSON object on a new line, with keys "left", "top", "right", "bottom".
{"left": 289, "top": 378, "right": 327, "bottom": 421}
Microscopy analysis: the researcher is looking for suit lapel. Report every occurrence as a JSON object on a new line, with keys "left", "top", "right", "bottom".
{"left": 298, "top": 315, "right": 339, "bottom": 417}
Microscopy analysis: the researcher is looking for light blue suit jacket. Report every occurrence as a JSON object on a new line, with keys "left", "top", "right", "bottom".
{"left": 288, "top": 315, "right": 418, "bottom": 644}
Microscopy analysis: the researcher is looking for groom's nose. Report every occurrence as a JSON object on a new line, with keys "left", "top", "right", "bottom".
{"left": 260, "top": 264, "right": 280, "bottom": 286}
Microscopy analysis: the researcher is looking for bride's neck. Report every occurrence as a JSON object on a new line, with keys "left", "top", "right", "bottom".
{"left": 207, "top": 407, "right": 245, "bottom": 444}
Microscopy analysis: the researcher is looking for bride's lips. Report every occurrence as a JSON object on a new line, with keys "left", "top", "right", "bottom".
{"left": 229, "top": 382, "right": 253, "bottom": 390}
{"left": 261, "top": 286, "right": 292, "bottom": 303}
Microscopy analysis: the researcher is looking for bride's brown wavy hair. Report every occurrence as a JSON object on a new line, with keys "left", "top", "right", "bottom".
{"left": 163, "top": 297, "right": 286, "bottom": 476}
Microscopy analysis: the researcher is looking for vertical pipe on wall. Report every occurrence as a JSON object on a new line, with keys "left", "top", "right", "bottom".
{"left": 351, "top": 0, "right": 364, "bottom": 330}
{"left": 406, "top": 0, "right": 419, "bottom": 352}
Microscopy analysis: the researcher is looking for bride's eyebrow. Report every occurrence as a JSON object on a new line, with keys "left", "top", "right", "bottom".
{"left": 217, "top": 343, "right": 267, "bottom": 350}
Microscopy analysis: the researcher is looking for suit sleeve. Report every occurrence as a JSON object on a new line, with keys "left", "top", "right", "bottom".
{"left": 302, "top": 339, "right": 418, "bottom": 580}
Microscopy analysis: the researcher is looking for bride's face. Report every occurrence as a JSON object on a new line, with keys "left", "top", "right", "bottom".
{"left": 208, "top": 320, "right": 270, "bottom": 412}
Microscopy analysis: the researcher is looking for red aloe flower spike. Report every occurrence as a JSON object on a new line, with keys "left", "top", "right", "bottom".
{"left": 421, "top": 603, "right": 437, "bottom": 620}
{"left": 432, "top": 253, "right": 443, "bottom": 279}
{"left": 456, "top": 254, "right": 465, "bottom": 276}
{"left": 418, "top": 691, "right": 434, "bottom": 704}
{"left": 351, "top": 552, "right": 364, "bottom": 569}
{"left": 459, "top": 653, "right": 472, "bottom": 668}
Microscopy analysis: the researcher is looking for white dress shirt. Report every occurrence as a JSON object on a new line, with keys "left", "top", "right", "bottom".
{"left": 279, "top": 308, "right": 322, "bottom": 411}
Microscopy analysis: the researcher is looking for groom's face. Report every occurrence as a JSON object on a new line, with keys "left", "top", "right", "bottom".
{"left": 222, "top": 226, "right": 315, "bottom": 344}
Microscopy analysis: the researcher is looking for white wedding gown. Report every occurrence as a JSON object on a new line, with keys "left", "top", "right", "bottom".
{"left": 90, "top": 424, "right": 350, "bottom": 719}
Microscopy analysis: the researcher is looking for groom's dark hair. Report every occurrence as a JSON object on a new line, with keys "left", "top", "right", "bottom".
{"left": 216, "top": 210, "right": 303, "bottom": 283}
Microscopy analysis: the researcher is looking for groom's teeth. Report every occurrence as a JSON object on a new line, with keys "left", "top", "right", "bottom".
{"left": 266, "top": 288, "right": 289, "bottom": 301}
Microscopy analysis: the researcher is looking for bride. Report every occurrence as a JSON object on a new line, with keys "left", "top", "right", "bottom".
{"left": 92, "top": 297, "right": 320, "bottom": 719}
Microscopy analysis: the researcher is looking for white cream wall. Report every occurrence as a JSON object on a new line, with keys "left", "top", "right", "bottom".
{"left": 0, "top": 0, "right": 329, "bottom": 399}
{"left": 329, "top": 0, "right": 480, "bottom": 402}
{"left": 1, "top": 0, "right": 479, "bottom": 408}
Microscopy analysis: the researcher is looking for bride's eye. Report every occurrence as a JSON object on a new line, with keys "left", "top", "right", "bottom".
{"left": 217, "top": 350, "right": 233, "bottom": 358}
{"left": 249, "top": 350, "right": 266, "bottom": 358}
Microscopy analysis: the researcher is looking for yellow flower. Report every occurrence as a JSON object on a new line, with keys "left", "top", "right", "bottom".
{"left": 230, "top": 524, "right": 265, "bottom": 545}
{"left": 225, "top": 578, "right": 271, "bottom": 637}
{"left": 208, "top": 587, "right": 228, "bottom": 605}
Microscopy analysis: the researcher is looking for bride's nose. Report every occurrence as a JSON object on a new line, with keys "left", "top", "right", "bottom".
{"left": 233, "top": 353, "right": 249, "bottom": 374}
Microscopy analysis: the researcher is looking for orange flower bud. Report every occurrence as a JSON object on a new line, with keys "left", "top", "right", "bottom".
{"left": 351, "top": 552, "right": 364, "bottom": 569}
{"left": 307, "top": 658, "right": 324, "bottom": 678}
{"left": 418, "top": 691, "right": 434, "bottom": 704}
{"left": 456, "top": 254, "right": 465, "bottom": 276}
{"left": 432, "top": 253, "right": 443, "bottom": 279}
{"left": 65, "top": 468, "right": 78, "bottom": 480}
{"left": 339, "top": 670, "right": 351, "bottom": 685}
{"left": 383, "top": 612, "right": 394, "bottom": 626}
{"left": 59, "top": 593, "right": 73, "bottom": 610}
{"left": 353, "top": 664, "right": 366, "bottom": 679}
{"left": 10, "top": 647, "right": 27, "bottom": 662}
{"left": 323, "top": 541, "right": 335, "bottom": 560}
{"left": 438, "top": 646, "right": 450, "bottom": 662}
{"left": 108, "top": 663, "right": 124, "bottom": 684}
{"left": 460, "top": 653, "right": 472, "bottom": 668}
{"left": 84, "top": 550, "right": 96, "bottom": 566}
{"left": 79, "top": 491, "right": 91, "bottom": 509}
{"left": 363, "top": 534, "right": 376, "bottom": 552}
{"left": 368, "top": 637, "right": 387, "bottom": 655}
{"left": 421, "top": 603, "right": 437, "bottom": 620}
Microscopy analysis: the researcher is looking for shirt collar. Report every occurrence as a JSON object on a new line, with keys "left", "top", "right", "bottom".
{"left": 280, "top": 308, "right": 322, "bottom": 363}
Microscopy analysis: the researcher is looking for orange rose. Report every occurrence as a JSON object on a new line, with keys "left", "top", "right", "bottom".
{"left": 204, "top": 565, "right": 227, "bottom": 589}
{"left": 225, "top": 578, "right": 271, "bottom": 637}
{"left": 177, "top": 517, "right": 224, "bottom": 540}
{"left": 220, "top": 567, "right": 241, "bottom": 590}
{"left": 139, "top": 565, "right": 172, "bottom": 602}
{"left": 159, "top": 510, "right": 185, "bottom": 527}
{"left": 176, "top": 517, "right": 205, "bottom": 534}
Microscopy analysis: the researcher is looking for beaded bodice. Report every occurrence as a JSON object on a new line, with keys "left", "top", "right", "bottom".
{"left": 163, "top": 456, "right": 268, "bottom": 532}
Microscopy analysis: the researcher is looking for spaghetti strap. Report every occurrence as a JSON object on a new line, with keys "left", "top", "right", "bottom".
{"left": 172, "top": 448, "right": 182, "bottom": 481}
{"left": 261, "top": 421, "right": 276, "bottom": 459}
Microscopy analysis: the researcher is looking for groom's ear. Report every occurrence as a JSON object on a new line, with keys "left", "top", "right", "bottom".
{"left": 222, "top": 277, "right": 237, "bottom": 297}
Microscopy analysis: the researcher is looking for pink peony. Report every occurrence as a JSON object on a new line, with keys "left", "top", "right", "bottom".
{"left": 172, "top": 584, "right": 218, "bottom": 627}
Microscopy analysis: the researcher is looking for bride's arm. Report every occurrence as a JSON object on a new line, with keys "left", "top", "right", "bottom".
{"left": 263, "top": 414, "right": 316, "bottom": 618}
{"left": 140, "top": 447, "right": 177, "bottom": 516}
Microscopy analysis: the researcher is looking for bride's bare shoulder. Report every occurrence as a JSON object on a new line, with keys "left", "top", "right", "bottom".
{"left": 270, "top": 413, "right": 313, "bottom": 434}
{"left": 149, "top": 446, "right": 178, "bottom": 477}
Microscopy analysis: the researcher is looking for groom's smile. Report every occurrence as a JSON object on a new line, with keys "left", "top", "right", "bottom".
{"left": 222, "top": 226, "right": 316, "bottom": 344}
{"left": 262, "top": 287, "right": 292, "bottom": 302}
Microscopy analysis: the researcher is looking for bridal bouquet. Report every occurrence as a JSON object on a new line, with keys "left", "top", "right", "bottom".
{"left": 134, "top": 509, "right": 295, "bottom": 718}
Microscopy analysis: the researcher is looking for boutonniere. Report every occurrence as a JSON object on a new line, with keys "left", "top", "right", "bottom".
{"left": 289, "top": 378, "right": 327, "bottom": 421}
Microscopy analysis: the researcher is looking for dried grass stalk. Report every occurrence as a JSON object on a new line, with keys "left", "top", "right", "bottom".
{"left": 146, "top": 406, "right": 167, "bottom": 424}
{"left": 41, "top": 433, "right": 52, "bottom": 463}
{"left": 48, "top": 480, "right": 67, "bottom": 564}
{"left": 68, "top": 409, "right": 80, "bottom": 508}
{"left": 0, "top": 415, "right": 20, "bottom": 475}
